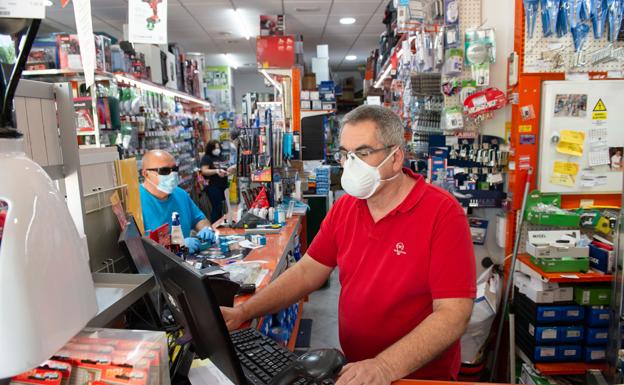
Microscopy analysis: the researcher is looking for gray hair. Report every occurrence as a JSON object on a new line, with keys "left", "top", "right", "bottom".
{"left": 340, "top": 105, "right": 405, "bottom": 147}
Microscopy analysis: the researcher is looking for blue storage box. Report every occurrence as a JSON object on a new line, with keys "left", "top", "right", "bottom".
{"left": 559, "top": 306, "right": 585, "bottom": 322}
{"left": 557, "top": 345, "right": 583, "bottom": 361}
{"left": 529, "top": 325, "right": 583, "bottom": 343}
{"left": 586, "top": 306, "right": 610, "bottom": 326}
{"left": 584, "top": 346, "right": 607, "bottom": 362}
{"left": 585, "top": 328, "right": 609, "bottom": 346}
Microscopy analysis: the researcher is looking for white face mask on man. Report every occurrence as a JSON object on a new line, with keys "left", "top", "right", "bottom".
{"left": 340, "top": 146, "right": 400, "bottom": 199}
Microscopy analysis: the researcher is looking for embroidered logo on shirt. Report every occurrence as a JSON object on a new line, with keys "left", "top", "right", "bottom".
{"left": 393, "top": 242, "right": 406, "bottom": 256}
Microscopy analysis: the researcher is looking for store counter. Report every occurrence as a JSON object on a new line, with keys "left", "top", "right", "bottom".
{"left": 213, "top": 214, "right": 304, "bottom": 306}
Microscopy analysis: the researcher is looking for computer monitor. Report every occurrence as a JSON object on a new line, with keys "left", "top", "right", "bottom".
{"left": 141, "top": 237, "right": 248, "bottom": 385}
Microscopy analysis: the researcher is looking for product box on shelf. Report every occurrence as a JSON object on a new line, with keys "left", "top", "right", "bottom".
{"left": 524, "top": 190, "right": 581, "bottom": 227}
{"left": 322, "top": 102, "right": 335, "bottom": 110}
{"left": 301, "top": 91, "right": 310, "bottom": 100}
{"left": 73, "top": 97, "right": 96, "bottom": 132}
{"left": 309, "top": 91, "right": 320, "bottom": 100}
{"left": 10, "top": 368, "right": 63, "bottom": 385}
{"left": 27, "top": 38, "right": 59, "bottom": 70}
{"left": 318, "top": 81, "right": 335, "bottom": 92}
{"left": 312, "top": 100, "right": 322, "bottom": 110}
{"left": 530, "top": 256, "right": 589, "bottom": 273}
{"left": 557, "top": 345, "right": 583, "bottom": 361}
{"left": 584, "top": 346, "right": 607, "bottom": 362}
{"left": 516, "top": 290, "right": 584, "bottom": 322}
{"left": 39, "top": 361, "right": 72, "bottom": 385}
{"left": 526, "top": 230, "right": 589, "bottom": 259}
{"left": 516, "top": 326, "right": 582, "bottom": 363}
{"left": 57, "top": 34, "right": 82, "bottom": 69}
{"left": 301, "top": 100, "right": 311, "bottom": 110}
{"left": 585, "top": 328, "right": 609, "bottom": 346}
{"left": 586, "top": 306, "right": 610, "bottom": 327}
{"left": 574, "top": 286, "right": 611, "bottom": 306}
{"left": 320, "top": 92, "right": 335, "bottom": 102}
{"left": 526, "top": 323, "right": 584, "bottom": 344}
{"left": 589, "top": 243, "right": 615, "bottom": 274}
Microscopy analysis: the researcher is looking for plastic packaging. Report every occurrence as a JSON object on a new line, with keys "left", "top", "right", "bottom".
{"left": 607, "top": 0, "right": 623, "bottom": 42}
{"left": 568, "top": 0, "right": 583, "bottom": 29}
{"left": 591, "top": 0, "right": 608, "bottom": 38}
{"left": 465, "top": 28, "right": 496, "bottom": 86}
{"left": 445, "top": 0, "right": 460, "bottom": 25}
{"left": 524, "top": 0, "right": 540, "bottom": 38}
{"left": 442, "top": 107, "right": 464, "bottom": 130}
{"left": 571, "top": 22, "right": 590, "bottom": 51}
{"left": 541, "top": 0, "right": 559, "bottom": 36}
{"left": 557, "top": 0, "right": 570, "bottom": 37}
{"left": 444, "top": 48, "right": 464, "bottom": 76}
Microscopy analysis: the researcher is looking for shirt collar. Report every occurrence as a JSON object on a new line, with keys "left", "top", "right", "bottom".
{"left": 356, "top": 168, "right": 427, "bottom": 216}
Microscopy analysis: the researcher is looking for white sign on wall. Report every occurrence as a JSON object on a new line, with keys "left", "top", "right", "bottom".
{"left": 0, "top": 0, "right": 45, "bottom": 19}
{"left": 128, "top": 0, "right": 167, "bottom": 45}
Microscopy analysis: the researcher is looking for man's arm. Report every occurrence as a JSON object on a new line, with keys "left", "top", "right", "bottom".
{"left": 336, "top": 298, "right": 473, "bottom": 384}
{"left": 221, "top": 255, "right": 333, "bottom": 330}
{"left": 195, "top": 218, "right": 211, "bottom": 231}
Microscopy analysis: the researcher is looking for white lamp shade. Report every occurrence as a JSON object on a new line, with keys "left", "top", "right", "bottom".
{"left": 0, "top": 138, "right": 97, "bottom": 378}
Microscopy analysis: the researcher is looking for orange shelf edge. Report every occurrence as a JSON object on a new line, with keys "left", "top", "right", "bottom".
{"left": 287, "top": 299, "right": 305, "bottom": 352}
{"left": 535, "top": 362, "right": 607, "bottom": 376}
{"left": 518, "top": 254, "right": 613, "bottom": 283}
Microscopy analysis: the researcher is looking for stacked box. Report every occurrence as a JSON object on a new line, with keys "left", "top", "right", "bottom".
{"left": 318, "top": 81, "right": 336, "bottom": 111}
{"left": 315, "top": 166, "right": 330, "bottom": 195}
{"left": 515, "top": 288, "right": 611, "bottom": 364}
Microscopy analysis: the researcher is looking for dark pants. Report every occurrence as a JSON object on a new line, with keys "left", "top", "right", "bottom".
{"left": 207, "top": 186, "right": 226, "bottom": 223}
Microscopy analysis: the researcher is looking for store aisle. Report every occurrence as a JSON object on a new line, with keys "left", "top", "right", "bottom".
{"left": 301, "top": 269, "right": 341, "bottom": 350}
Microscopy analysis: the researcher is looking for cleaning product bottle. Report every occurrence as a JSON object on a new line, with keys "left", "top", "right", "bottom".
{"left": 170, "top": 212, "right": 185, "bottom": 256}
{"left": 294, "top": 171, "right": 302, "bottom": 200}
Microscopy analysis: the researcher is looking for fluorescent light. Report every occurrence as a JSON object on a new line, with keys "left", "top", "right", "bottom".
{"left": 114, "top": 74, "right": 211, "bottom": 107}
{"left": 260, "top": 69, "right": 283, "bottom": 94}
{"left": 233, "top": 9, "right": 251, "bottom": 40}
{"left": 44, "top": 0, "right": 53, "bottom": 6}
{"left": 223, "top": 53, "right": 239, "bottom": 69}
{"left": 187, "top": 52, "right": 204, "bottom": 56}
{"left": 339, "top": 17, "right": 356, "bottom": 25}
{"left": 373, "top": 65, "right": 392, "bottom": 88}
{"left": 345, "top": 55, "right": 357, "bottom": 61}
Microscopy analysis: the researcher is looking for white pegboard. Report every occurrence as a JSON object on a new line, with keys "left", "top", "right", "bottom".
{"left": 523, "top": 10, "right": 624, "bottom": 73}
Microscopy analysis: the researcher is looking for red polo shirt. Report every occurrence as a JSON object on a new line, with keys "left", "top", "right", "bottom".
{"left": 307, "top": 168, "right": 476, "bottom": 380}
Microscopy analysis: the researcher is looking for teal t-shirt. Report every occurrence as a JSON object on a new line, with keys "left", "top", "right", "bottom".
{"left": 140, "top": 185, "right": 206, "bottom": 238}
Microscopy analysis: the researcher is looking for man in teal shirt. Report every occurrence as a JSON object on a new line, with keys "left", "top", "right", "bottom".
{"left": 140, "top": 150, "right": 215, "bottom": 253}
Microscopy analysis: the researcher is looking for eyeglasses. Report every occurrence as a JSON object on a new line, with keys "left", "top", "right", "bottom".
{"left": 146, "top": 166, "right": 179, "bottom": 175}
{"left": 333, "top": 146, "right": 394, "bottom": 162}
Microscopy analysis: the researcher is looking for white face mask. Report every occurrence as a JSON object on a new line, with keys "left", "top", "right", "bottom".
{"left": 212, "top": 148, "right": 221, "bottom": 156}
{"left": 341, "top": 147, "right": 400, "bottom": 200}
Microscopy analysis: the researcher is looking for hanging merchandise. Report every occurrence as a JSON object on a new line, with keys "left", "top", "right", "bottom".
{"left": 571, "top": 22, "right": 591, "bottom": 51}
{"left": 607, "top": 0, "right": 623, "bottom": 42}
{"left": 541, "top": 0, "right": 559, "bottom": 36}
{"left": 442, "top": 106, "right": 464, "bottom": 130}
{"left": 443, "top": 48, "right": 464, "bottom": 76}
{"left": 465, "top": 28, "right": 496, "bottom": 86}
{"left": 591, "top": 0, "right": 608, "bottom": 38}
{"left": 463, "top": 87, "right": 507, "bottom": 123}
{"left": 445, "top": 0, "right": 460, "bottom": 25}
{"left": 442, "top": 79, "right": 462, "bottom": 96}
{"left": 524, "top": 0, "right": 540, "bottom": 38}
{"left": 568, "top": 0, "right": 584, "bottom": 29}
{"left": 580, "top": 0, "right": 592, "bottom": 20}
{"left": 460, "top": 81, "right": 478, "bottom": 104}
{"left": 434, "top": 28, "right": 446, "bottom": 72}
{"left": 556, "top": 0, "right": 571, "bottom": 37}
{"left": 445, "top": 24, "right": 461, "bottom": 48}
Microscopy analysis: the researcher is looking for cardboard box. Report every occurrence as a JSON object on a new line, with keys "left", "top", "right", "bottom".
{"left": 301, "top": 91, "right": 310, "bottom": 100}
{"left": 531, "top": 256, "right": 589, "bottom": 273}
{"left": 589, "top": 244, "right": 615, "bottom": 274}
{"left": 312, "top": 100, "right": 322, "bottom": 110}
{"left": 301, "top": 100, "right": 311, "bottom": 110}
{"left": 309, "top": 91, "right": 320, "bottom": 100}
{"left": 100, "top": 367, "right": 148, "bottom": 385}
{"left": 57, "top": 34, "right": 82, "bottom": 69}
{"left": 320, "top": 92, "right": 335, "bottom": 101}
{"left": 10, "top": 369, "right": 62, "bottom": 385}
{"left": 555, "top": 287, "right": 574, "bottom": 302}
{"left": 322, "top": 102, "right": 335, "bottom": 110}
{"left": 39, "top": 361, "right": 72, "bottom": 385}
{"left": 574, "top": 286, "right": 611, "bottom": 306}
{"left": 526, "top": 230, "right": 589, "bottom": 259}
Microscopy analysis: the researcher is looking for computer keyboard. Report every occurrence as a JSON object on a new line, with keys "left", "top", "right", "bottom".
{"left": 230, "top": 328, "right": 335, "bottom": 385}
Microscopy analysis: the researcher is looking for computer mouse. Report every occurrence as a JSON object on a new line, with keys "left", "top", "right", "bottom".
{"left": 269, "top": 349, "right": 346, "bottom": 385}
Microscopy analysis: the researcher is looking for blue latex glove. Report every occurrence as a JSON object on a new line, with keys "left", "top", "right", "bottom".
{"left": 185, "top": 237, "right": 201, "bottom": 254}
{"left": 196, "top": 226, "right": 216, "bottom": 244}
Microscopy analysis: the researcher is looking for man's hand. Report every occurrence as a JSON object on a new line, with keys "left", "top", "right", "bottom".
{"left": 335, "top": 358, "right": 394, "bottom": 385}
{"left": 197, "top": 226, "right": 216, "bottom": 243}
{"left": 217, "top": 169, "right": 228, "bottom": 177}
{"left": 184, "top": 237, "right": 200, "bottom": 254}
{"left": 220, "top": 306, "right": 248, "bottom": 331}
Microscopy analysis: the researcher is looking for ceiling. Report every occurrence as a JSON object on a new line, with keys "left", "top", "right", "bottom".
{"left": 40, "top": 0, "right": 388, "bottom": 72}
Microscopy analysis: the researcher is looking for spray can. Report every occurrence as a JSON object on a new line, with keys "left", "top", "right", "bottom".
{"left": 170, "top": 212, "right": 185, "bottom": 256}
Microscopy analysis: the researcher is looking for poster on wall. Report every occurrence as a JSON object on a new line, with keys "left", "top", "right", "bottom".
{"left": 128, "top": 0, "right": 168, "bottom": 45}
{"left": 260, "top": 15, "right": 285, "bottom": 36}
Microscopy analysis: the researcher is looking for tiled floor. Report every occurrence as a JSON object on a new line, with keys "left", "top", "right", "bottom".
{"left": 301, "top": 269, "right": 342, "bottom": 350}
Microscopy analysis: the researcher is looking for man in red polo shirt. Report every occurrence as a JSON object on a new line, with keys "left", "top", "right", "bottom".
{"left": 221, "top": 105, "right": 476, "bottom": 383}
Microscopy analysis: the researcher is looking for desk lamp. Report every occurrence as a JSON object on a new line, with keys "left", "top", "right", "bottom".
{"left": 0, "top": 18, "right": 97, "bottom": 379}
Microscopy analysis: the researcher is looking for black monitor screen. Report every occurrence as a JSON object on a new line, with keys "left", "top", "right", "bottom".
{"left": 141, "top": 237, "right": 246, "bottom": 385}
{"left": 119, "top": 216, "right": 153, "bottom": 275}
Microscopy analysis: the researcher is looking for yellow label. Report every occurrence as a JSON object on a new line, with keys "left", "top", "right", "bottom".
{"left": 595, "top": 216, "right": 611, "bottom": 235}
{"left": 560, "top": 130, "right": 585, "bottom": 145}
{"left": 554, "top": 161, "right": 580, "bottom": 175}
{"left": 592, "top": 111, "right": 607, "bottom": 120}
{"left": 593, "top": 98, "right": 607, "bottom": 112}
{"left": 519, "top": 124, "right": 532, "bottom": 133}
{"left": 550, "top": 172, "right": 576, "bottom": 187}
{"left": 556, "top": 141, "right": 584, "bottom": 157}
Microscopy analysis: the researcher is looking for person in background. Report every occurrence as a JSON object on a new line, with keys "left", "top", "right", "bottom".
{"left": 228, "top": 129, "right": 240, "bottom": 169}
{"left": 221, "top": 105, "right": 476, "bottom": 384}
{"left": 611, "top": 149, "right": 622, "bottom": 170}
{"left": 140, "top": 150, "right": 215, "bottom": 253}
{"left": 201, "top": 140, "right": 232, "bottom": 223}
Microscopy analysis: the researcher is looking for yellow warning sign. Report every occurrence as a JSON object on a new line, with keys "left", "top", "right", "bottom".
{"left": 592, "top": 99, "right": 607, "bottom": 120}
{"left": 593, "top": 99, "right": 607, "bottom": 112}
{"left": 519, "top": 124, "right": 532, "bottom": 133}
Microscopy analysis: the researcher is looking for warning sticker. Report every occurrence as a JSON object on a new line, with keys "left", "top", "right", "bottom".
{"left": 519, "top": 124, "right": 532, "bottom": 133}
{"left": 592, "top": 99, "right": 607, "bottom": 120}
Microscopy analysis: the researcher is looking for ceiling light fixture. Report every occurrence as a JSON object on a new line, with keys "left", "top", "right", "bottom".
{"left": 223, "top": 53, "right": 239, "bottom": 69}
{"left": 296, "top": 7, "right": 321, "bottom": 12}
{"left": 187, "top": 52, "right": 203, "bottom": 56}
{"left": 345, "top": 55, "right": 357, "bottom": 61}
{"left": 232, "top": 9, "right": 251, "bottom": 40}
{"left": 339, "top": 17, "right": 356, "bottom": 25}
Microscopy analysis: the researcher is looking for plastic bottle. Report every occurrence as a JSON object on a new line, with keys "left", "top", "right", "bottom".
{"left": 170, "top": 212, "right": 185, "bottom": 256}
{"left": 294, "top": 172, "right": 302, "bottom": 200}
